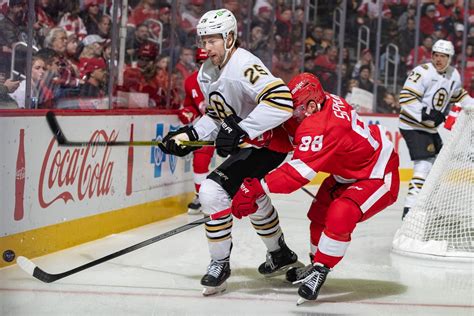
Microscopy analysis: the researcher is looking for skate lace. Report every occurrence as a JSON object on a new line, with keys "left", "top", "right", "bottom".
{"left": 264, "top": 252, "right": 276, "bottom": 270}
{"left": 291, "top": 265, "right": 314, "bottom": 283}
{"left": 207, "top": 261, "right": 225, "bottom": 278}
{"left": 294, "top": 268, "right": 324, "bottom": 293}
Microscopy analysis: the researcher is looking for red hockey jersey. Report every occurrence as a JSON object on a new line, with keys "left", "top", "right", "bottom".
{"left": 264, "top": 93, "right": 399, "bottom": 194}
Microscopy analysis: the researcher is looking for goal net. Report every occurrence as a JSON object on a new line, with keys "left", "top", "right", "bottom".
{"left": 392, "top": 107, "right": 474, "bottom": 261}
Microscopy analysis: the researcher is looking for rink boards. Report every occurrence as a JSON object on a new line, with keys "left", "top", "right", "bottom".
{"left": 0, "top": 111, "right": 448, "bottom": 267}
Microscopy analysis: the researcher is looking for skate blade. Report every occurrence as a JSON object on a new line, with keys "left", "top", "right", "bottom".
{"left": 296, "top": 297, "right": 308, "bottom": 306}
{"left": 202, "top": 281, "right": 227, "bottom": 296}
{"left": 263, "top": 261, "right": 305, "bottom": 278}
{"left": 187, "top": 208, "right": 202, "bottom": 215}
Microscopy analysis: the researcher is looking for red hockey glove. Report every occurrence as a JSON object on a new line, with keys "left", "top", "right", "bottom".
{"left": 231, "top": 178, "right": 265, "bottom": 219}
{"left": 444, "top": 104, "right": 462, "bottom": 131}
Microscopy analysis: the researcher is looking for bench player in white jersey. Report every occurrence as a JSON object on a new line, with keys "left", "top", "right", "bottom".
{"left": 230, "top": 73, "right": 400, "bottom": 304}
{"left": 159, "top": 9, "right": 301, "bottom": 296}
{"left": 398, "top": 39, "right": 473, "bottom": 219}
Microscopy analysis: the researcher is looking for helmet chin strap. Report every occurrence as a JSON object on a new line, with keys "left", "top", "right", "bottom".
{"left": 219, "top": 34, "right": 235, "bottom": 68}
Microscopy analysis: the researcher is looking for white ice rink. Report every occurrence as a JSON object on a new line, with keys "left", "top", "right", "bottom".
{"left": 1, "top": 184, "right": 473, "bottom": 316}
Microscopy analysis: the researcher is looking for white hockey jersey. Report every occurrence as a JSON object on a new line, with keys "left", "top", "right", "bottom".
{"left": 399, "top": 62, "right": 471, "bottom": 133}
{"left": 193, "top": 48, "right": 293, "bottom": 143}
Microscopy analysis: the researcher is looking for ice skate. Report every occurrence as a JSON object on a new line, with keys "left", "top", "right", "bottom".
{"left": 285, "top": 263, "right": 314, "bottom": 283}
{"left": 187, "top": 195, "right": 202, "bottom": 215}
{"left": 258, "top": 235, "right": 303, "bottom": 277}
{"left": 294, "top": 263, "right": 330, "bottom": 305}
{"left": 201, "top": 260, "right": 231, "bottom": 296}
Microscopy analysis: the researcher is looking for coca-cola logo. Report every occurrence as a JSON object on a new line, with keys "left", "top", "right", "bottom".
{"left": 38, "top": 130, "right": 117, "bottom": 208}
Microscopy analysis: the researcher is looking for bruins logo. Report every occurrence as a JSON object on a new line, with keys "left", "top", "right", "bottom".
{"left": 206, "top": 91, "right": 237, "bottom": 120}
{"left": 427, "top": 143, "right": 436, "bottom": 153}
{"left": 432, "top": 88, "right": 448, "bottom": 110}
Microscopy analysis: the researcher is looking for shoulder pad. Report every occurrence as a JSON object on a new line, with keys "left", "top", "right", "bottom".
{"left": 420, "top": 64, "right": 429, "bottom": 70}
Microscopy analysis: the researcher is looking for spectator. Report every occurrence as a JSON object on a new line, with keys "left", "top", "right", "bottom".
{"left": 34, "top": 48, "right": 59, "bottom": 108}
{"left": 399, "top": 17, "right": 416, "bottom": 63}
{"left": 420, "top": 4, "right": 437, "bottom": 38}
{"left": 352, "top": 48, "right": 374, "bottom": 79}
{"left": 58, "top": 1, "right": 87, "bottom": 40}
{"left": 81, "top": 0, "right": 102, "bottom": 35}
{"left": 96, "top": 15, "right": 112, "bottom": 39}
{"left": 174, "top": 47, "right": 196, "bottom": 81}
{"left": 406, "top": 36, "right": 433, "bottom": 71}
{"left": 79, "top": 57, "right": 107, "bottom": 97}
{"left": 344, "top": 78, "right": 359, "bottom": 102}
{"left": 125, "top": 23, "right": 149, "bottom": 64}
{"left": 181, "top": 0, "right": 206, "bottom": 46}
{"left": 252, "top": 5, "right": 273, "bottom": 35}
{"left": 451, "top": 23, "right": 464, "bottom": 55}
{"left": 10, "top": 55, "right": 47, "bottom": 108}
{"left": 377, "top": 91, "right": 400, "bottom": 114}
{"left": 157, "top": 4, "right": 186, "bottom": 55}
{"left": 305, "top": 25, "right": 324, "bottom": 58}
{"left": 44, "top": 27, "right": 81, "bottom": 95}
{"left": 275, "top": 7, "right": 292, "bottom": 53}
{"left": 398, "top": 4, "right": 416, "bottom": 31}
{"left": 80, "top": 34, "right": 106, "bottom": 60}
{"left": 320, "top": 28, "right": 334, "bottom": 50}
{"left": 0, "top": 72, "right": 19, "bottom": 108}
{"left": 0, "top": 0, "right": 27, "bottom": 74}
{"left": 357, "top": 64, "right": 374, "bottom": 93}
{"left": 314, "top": 46, "right": 338, "bottom": 93}
{"left": 34, "top": 0, "right": 56, "bottom": 43}
{"left": 128, "top": 0, "right": 159, "bottom": 27}
{"left": 248, "top": 24, "right": 271, "bottom": 67}
{"left": 65, "top": 35, "right": 80, "bottom": 69}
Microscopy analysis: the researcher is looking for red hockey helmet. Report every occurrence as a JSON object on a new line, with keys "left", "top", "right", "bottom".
{"left": 287, "top": 73, "right": 326, "bottom": 122}
{"left": 195, "top": 47, "right": 208, "bottom": 62}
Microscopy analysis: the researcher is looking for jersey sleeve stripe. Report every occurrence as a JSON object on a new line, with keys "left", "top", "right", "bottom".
{"left": 399, "top": 98, "right": 418, "bottom": 106}
{"left": 261, "top": 100, "right": 294, "bottom": 112}
{"left": 256, "top": 80, "right": 288, "bottom": 103}
{"left": 287, "top": 159, "right": 317, "bottom": 181}
{"left": 450, "top": 90, "right": 468, "bottom": 103}
{"left": 401, "top": 87, "right": 423, "bottom": 98}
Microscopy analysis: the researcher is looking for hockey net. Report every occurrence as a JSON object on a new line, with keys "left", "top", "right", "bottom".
{"left": 392, "top": 106, "right": 474, "bottom": 261}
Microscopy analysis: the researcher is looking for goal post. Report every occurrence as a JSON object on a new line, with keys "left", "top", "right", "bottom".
{"left": 392, "top": 106, "right": 474, "bottom": 261}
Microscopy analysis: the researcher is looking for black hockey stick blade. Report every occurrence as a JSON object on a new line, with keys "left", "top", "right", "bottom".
{"left": 16, "top": 208, "right": 231, "bottom": 283}
{"left": 45, "top": 111, "right": 213, "bottom": 147}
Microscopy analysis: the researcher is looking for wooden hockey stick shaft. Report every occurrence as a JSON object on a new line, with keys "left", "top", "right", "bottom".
{"left": 45, "top": 111, "right": 213, "bottom": 147}
{"left": 17, "top": 208, "right": 232, "bottom": 283}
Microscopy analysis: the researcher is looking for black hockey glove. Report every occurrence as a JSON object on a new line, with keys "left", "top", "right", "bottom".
{"left": 158, "top": 126, "right": 200, "bottom": 157}
{"left": 216, "top": 115, "right": 247, "bottom": 158}
{"left": 421, "top": 107, "right": 446, "bottom": 126}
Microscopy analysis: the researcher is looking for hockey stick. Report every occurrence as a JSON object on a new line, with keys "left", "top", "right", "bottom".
{"left": 17, "top": 208, "right": 231, "bottom": 283}
{"left": 45, "top": 111, "right": 213, "bottom": 147}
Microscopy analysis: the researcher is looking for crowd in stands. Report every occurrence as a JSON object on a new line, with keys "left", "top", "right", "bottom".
{"left": 0, "top": 0, "right": 472, "bottom": 112}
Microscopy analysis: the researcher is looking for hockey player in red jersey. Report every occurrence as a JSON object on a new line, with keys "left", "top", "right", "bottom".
{"left": 177, "top": 48, "right": 215, "bottom": 215}
{"left": 231, "top": 73, "right": 400, "bottom": 305}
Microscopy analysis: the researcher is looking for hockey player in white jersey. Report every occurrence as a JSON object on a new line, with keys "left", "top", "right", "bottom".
{"left": 399, "top": 39, "right": 472, "bottom": 219}
{"left": 159, "top": 9, "right": 301, "bottom": 295}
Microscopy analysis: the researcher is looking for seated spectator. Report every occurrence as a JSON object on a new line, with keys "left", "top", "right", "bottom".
{"left": 58, "top": 1, "right": 87, "bottom": 40}
{"left": 0, "top": 0, "right": 27, "bottom": 75}
{"left": 313, "top": 46, "right": 338, "bottom": 91}
{"left": 420, "top": 4, "right": 437, "bottom": 38}
{"left": 248, "top": 24, "right": 271, "bottom": 67}
{"left": 180, "top": 0, "right": 205, "bottom": 46}
{"left": 275, "top": 7, "right": 292, "bottom": 53}
{"left": 305, "top": 25, "right": 324, "bottom": 58}
{"left": 397, "top": 4, "right": 416, "bottom": 31}
{"left": 79, "top": 57, "right": 107, "bottom": 98}
{"left": 344, "top": 79, "right": 359, "bottom": 103}
{"left": 157, "top": 4, "right": 186, "bottom": 55}
{"left": 406, "top": 36, "right": 433, "bottom": 70}
{"left": 357, "top": 64, "right": 374, "bottom": 93}
{"left": 128, "top": 0, "right": 159, "bottom": 27}
{"left": 252, "top": 5, "right": 273, "bottom": 35}
{"left": 175, "top": 47, "right": 196, "bottom": 81}
{"left": 0, "top": 72, "right": 19, "bottom": 108}
{"left": 81, "top": 0, "right": 102, "bottom": 35}
{"left": 96, "top": 15, "right": 112, "bottom": 39}
{"left": 352, "top": 48, "right": 375, "bottom": 79}
{"left": 451, "top": 23, "right": 465, "bottom": 55}
{"left": 35, "top": 0, "right": 56, "bottom": 43}
{"left": 65, "top": 34, "right": 80, "bottom": 70}
{"left": 377, "top": 91, "right": 400, "bottom": 114}
{"left": 10, "top": 55, "right": 47, "bottom": 108}
{"left": 79, "top": 34, "right": 106, "bottom": 61}
{"left": 125, "top": 23, "right": 150, "bottom": 64}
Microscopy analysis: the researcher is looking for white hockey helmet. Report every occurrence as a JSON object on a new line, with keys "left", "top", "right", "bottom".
{"left": 432, "top": 39, "right": 455, "bottom": 56}
{"left": 432, "top": 40, "right": 454, "bottom": 71}
{"left": 197, "top": 9, "right": 237, "bottom": 43}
